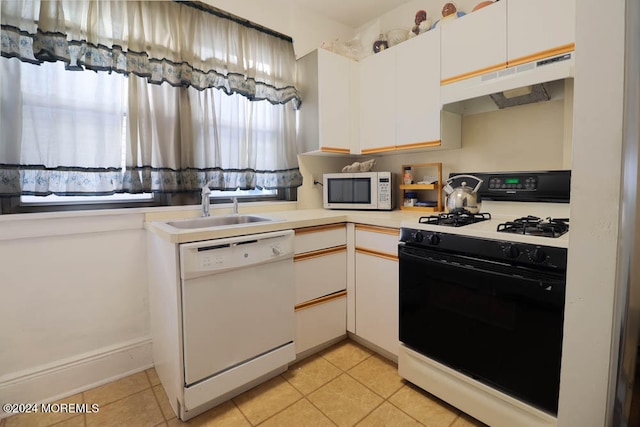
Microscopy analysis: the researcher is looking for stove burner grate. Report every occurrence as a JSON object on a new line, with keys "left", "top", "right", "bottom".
{"left": 419, "top": 211, "right": 492, "bottom": 227}
{"left": 497, "top": 216, "right": 569, "bottom": 238}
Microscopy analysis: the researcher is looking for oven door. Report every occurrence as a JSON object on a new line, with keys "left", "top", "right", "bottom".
{"left": 398, "top": 244, "right": 565, "bottom": 415}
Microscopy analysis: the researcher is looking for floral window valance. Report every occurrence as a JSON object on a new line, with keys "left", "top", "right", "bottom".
{"left": 0, "top": 0, "right": 302, "bottom": 108}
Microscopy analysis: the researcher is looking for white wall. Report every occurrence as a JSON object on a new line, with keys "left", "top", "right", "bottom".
{"left": 0, "top": 213, "right": 152, "bottom": 406}
{"left": 297, "top": 154, "right": 362, "bottom": 209}
{"left": 199, "top": 0, "right": 356, "bottom": 58}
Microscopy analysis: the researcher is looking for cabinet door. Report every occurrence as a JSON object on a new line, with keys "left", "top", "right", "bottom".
{"left": 359, "top": 48, "right": 396, "bottom": 154}
{"left": 395, "top": 30, "right": 441, "bottom": 148}
{"left": 354, "top": 226, "right": 400, "bottom": 356}
{"left": 507, "top": 0, "right": 575, "bottom": 66}
{"left": 318, "top": 49, "right": 353, "bottom": 153}
{"left": 297, "top": 49, "right": 354, "bottom": 154}
{"left": 440, "top": 1, "right": 507, "bottom": 84}
{"left": 355, "top": 252, "right": 399, "bottom": 357}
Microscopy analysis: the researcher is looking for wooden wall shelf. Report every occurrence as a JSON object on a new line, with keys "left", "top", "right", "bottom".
{"left": 400, "top": 162, "right": 443, "bottom": 212}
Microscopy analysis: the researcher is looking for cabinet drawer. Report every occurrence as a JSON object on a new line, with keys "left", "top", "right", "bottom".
{"left": 355, "top": 225, "right": 400, "bottom": 256}
{"left": 294, "top": 224, "right": 347, "bottom": 254}
{"left": 294, "top": 249, "right": 347, "bottom": 304}
{"left": 295, "top": 293, "right": 347, "bottom": 355}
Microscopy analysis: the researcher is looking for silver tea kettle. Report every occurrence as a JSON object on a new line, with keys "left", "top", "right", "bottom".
{"left": 443, "top": 174, "right": 483, "bottom": 214}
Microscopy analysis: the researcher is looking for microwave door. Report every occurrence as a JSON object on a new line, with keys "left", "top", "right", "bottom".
{"left": 326, "top": 177, "right": 375, "bottom": 208}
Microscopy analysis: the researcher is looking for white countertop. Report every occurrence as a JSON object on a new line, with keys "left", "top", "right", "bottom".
{"left": 144, "top": 208, "right": 427, "bottom": 243}
{"left": 145, "top": 201, "right": 571, "bottom": 248}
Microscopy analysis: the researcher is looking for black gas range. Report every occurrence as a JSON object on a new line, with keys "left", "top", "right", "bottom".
{"left": 398, "top": 170, "right": 571, "bottom": 416}
{"left": 417, "top": 169, "right": 571, "bottom": 237}
{"left": 418, "top": 211, "right": 569, "bottom": 238}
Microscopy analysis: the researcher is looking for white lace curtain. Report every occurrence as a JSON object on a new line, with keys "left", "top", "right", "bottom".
{"left": 0, "top": 0, "right": 302, "bottom": 195}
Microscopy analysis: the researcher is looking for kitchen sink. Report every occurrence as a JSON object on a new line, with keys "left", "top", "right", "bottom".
{"left": 166, "top": 215, "right": 276, "bottom": 230}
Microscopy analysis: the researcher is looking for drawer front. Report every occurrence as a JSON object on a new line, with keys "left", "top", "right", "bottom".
{"left": 295, "top": 294, "right": 347, "bottom": 355}
{"left": 294, "top": 224, "right": 347, "bottom": 254}
{"left": 294, "top": 249, "right": 347, "bottom": 304}
{"left": 355, "top": 224, "right": 400, "bottom": 256}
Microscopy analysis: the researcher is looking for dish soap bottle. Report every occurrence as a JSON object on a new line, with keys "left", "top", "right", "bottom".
{"left": 403, "top": 167, "right": 413, "bottom": 185}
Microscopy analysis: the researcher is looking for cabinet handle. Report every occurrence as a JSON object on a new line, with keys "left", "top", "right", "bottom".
{"left": 354, "top": 224, "right": 399, "bottom": 236}
{"left": 356, "top": 246, "right": 398, "bottom": 262}
{"left": 295, "top": 290, "right": 347, "bottom": 311}
{"left": 294, "top": 245, "right": 347, "bottom": 262}
{"left": 294, "top": 223, "right": 346, "bottom": 235}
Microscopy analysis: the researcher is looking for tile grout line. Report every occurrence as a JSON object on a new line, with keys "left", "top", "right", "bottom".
{"left": 84, "top": 387, "right": 155, "bottom": 424}
{"left": 315, "top": 343, "right": 436, "bottom": 426}
{"left": 82, "top": 391, "right": 88, "bottom": 427}
{"left": 82, "top": 371, "right": 154, "bottom": 416}
{"left": 145, "top": 369, "right": 171, "bottom": 423}
{"left": 246, "top": 391, "right": 306, "bottom": 426}
{"left": 230, "top": 391, "right": 267, "bottom": 427}
{"left": 295, "top": 395, "right": 338, "bottom": 427}
{"left": 384, "top": 386, "right": 429, "bottom": 427}
{"left": 341, "top": 370, "right": 423, "bottom": 426}
{"left": 312, "top": 346, "right": 416, "bottom": 426}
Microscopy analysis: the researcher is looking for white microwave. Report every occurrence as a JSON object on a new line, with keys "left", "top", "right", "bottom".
{"left": 323, "top": 172, "right": 393, "bottom": 210}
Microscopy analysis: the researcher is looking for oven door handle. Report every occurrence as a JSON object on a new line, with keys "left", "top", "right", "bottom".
{"left": 398, "top": 247, "right": 565, "bottom": 288}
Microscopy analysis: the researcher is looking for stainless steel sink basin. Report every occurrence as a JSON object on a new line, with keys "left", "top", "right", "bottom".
{"left": 166, "top": 215, "right": 275, "bottom": 230}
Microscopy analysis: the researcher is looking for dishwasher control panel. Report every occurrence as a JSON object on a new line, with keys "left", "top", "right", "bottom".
{"left": 179, "top": 230, "right": 294, "bottom": 280}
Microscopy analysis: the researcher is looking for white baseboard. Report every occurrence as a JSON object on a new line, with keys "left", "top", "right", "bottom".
{"left": 0, "top": 337, "right": 153, "bottom": 417}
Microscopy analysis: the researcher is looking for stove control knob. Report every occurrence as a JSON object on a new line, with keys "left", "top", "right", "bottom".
{"left": 529, "top": 248, "right": 547, "bottom": 263}
{"left": 427, "top": 234, "right": 440, "bottom": 246}
{"left": 414, "top": 231, "right": 424, "bottom": 243}
{"left": 502, "top": 244, "right": 520, "bottom": 259}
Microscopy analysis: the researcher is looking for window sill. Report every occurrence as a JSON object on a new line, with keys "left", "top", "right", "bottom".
{"left": 0, "top": 201, "right": 298, "bottom": 241}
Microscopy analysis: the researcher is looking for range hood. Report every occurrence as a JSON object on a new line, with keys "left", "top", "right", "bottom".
{"left": 441, "top": 52, "right": 575, "bottom": 113}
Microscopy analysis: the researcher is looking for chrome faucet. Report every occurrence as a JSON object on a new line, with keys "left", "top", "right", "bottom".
{"left": 201, "top": 179, "right": 216, "bottom": 217}
{"left": 231, "top": 197, "right": 238, "bottom": 215}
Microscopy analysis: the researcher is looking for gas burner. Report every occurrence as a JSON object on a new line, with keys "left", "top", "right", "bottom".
{"left": 419, "top": 211, "right": 492, "bottom": 227}
{"left": 497, "top": 216, "right": 569, "bottom": 238}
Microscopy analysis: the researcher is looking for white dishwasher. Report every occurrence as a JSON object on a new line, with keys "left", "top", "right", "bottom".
{"left": 179, "top": 230, "right": 295, "bottom": 413}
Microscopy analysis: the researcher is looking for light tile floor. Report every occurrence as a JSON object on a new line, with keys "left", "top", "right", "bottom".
{"left": 1, "top": 339, "right": 487, "bottom": 427}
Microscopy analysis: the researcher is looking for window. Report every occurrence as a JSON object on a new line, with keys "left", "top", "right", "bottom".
{"left": 0, "top": 0, "right": 302, "bottom": 214}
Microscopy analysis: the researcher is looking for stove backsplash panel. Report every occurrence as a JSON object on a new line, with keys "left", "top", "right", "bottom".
{"left": 448, "top": 170, "right": 571, "bottom": 203}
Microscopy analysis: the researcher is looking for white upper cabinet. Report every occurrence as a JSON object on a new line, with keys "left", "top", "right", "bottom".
{"left": 297, "top": 48, "right": 357, "bottom": 154}
{"left": 395, "top": 30, "right": 441, "bottom": 148}
{"left": 440, "top": 1, "right": 507, "bottom": 84}
{"left": 358, "top": 47, "right": 396, "bottom": 154}
{"left": 359, "top": 30, "right": 460, "bottom": 155}
{"left": 507, "top": 0, "right": 575, "bottom": 65}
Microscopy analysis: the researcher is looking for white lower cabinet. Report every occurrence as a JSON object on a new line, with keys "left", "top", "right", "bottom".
{"left": 295, "top": 296, "right": 347, "bottom": 356}
{"left": 294, "top": 224, "right": 348, "bottom": 356}
{"left": 354, "top": 225, "right": 400, "bottom": 357}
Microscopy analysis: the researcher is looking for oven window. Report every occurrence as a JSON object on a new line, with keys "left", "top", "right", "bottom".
{"left": 327, "top": 178, "right": 371, "bottom": 204}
